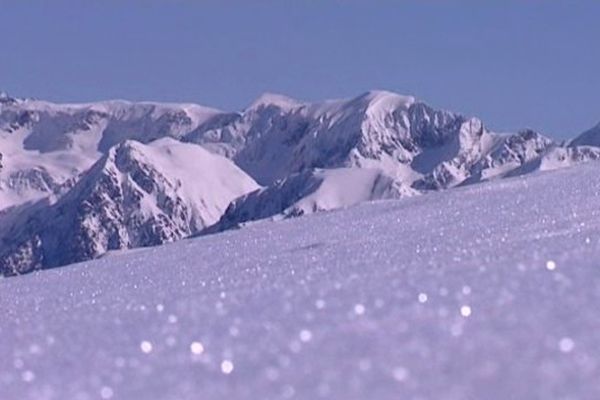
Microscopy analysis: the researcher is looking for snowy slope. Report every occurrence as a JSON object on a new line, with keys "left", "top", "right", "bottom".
{"left": 505, "top": 145, "right": 600, "bottom": 178}
{"left": 2, "top": 163, "right": 600, "bottom": 399}
{"left": 209, "top": 167, "right": 418, "bottom": 232}
{"left": 0, "top": 139, "right": 258, "bottom": 275}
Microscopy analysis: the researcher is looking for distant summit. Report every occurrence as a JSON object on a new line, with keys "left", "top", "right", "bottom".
{"left": 246, "top": 92, "right": 304, "bottom": 111}
{"left": 0, "top": 90, "right": 16, "bottom": 104}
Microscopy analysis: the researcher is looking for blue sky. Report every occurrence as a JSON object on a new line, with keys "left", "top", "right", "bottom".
{"left": 1, "top": 1, "right": 599, "bottom": 139}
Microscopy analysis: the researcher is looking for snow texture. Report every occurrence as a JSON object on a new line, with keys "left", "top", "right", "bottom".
{"left": 2, "top": 163, "right": 600, "bottom": 399}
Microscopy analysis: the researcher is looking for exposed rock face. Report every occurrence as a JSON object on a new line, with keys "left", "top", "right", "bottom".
{"left": 0, "top": 139, "right": 258, "bottom": 275}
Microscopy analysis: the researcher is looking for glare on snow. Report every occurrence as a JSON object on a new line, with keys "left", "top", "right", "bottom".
{"left": 21, "top": 370, "right": 35, "bottom": 383}
{"left": 354, "top": 304, "right": 366, "bottom": 315}
{"left": 190, "top": 341, "right": 205, "bottom": 355}
{"left": 559, "top": 337, "right": 575, "bottom": 353}
{"left": 100, "top": 386, "right": 114, "bottom": 399}
{"left": 140, "top": 340, "right": 153, "bottom": 353}
{"left": 29, "top": 343, "right": 41, "bottom": 355}
{"left": 460, "top": 305, "right": 472, "bottom": 318}
{"left": 299, "top": 329, "right": 313, "bottom": 342}
{"left": 392, "top": 366, "right": 409, "bottom": 382}
{"left": 221, "top": 360, "right": 234, "bottom": 374}
{"left": 167, "top": 314, "right": 178, "bottom": 324}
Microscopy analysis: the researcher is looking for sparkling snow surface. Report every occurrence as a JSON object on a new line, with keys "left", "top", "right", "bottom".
{"left": 2, "top": 164, "right": 600, "bottom": 399}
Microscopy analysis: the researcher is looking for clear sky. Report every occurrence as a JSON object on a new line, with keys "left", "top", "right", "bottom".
{"left": 1, "top": 1, "right": 599, "bottom": 139}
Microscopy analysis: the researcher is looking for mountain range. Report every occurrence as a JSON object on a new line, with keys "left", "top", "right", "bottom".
{"left": 1, "top": 89, "right": 600, "bottom": 275}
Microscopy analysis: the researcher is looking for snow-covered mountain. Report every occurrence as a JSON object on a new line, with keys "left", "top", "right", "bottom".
{"left": 184, "top": 91, "right": 558, "bottom": 190}
{"left": 3, "top": 162, "right": 600, "bottom": 400}
{"left": 208, "top": 167, "right": 418, "bottom": 232}
{"left": 569, "top": 122, "right": 600, "bottom": 147}
{"left": 504, "top": 145, "right": 600, "bottom": 178}
{"left": 0, "top": 138, "right": 258, "bottom": 275}
{"left": 2, "top": 90, "right": 600, "bottom": 274}
{"left": 0, "top": 96, "right": 222, "bottom": 208}
{"left": 0, "top": 90, "right": 562, "bottom": 211}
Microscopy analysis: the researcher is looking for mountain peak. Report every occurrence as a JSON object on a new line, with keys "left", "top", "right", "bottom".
{"left": 0, "top": 90, "right": 17, "bottom": 104}
{"left": 246, "top": 92, "right": 303, "bottom": 111}
{"left": 352, "top": 90, "right": 416, "bottom": 112}
{"left": 359, "top": 89, "right": 415, "bottom": 102}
